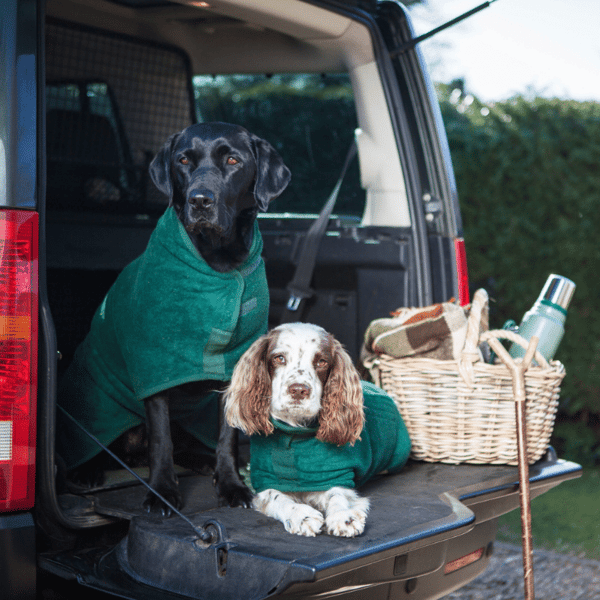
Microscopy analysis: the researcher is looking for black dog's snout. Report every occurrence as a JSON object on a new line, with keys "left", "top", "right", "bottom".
{"left": 189, "top": 191, "right": 215, "bottom": 209}
{"left": 288, "top": 383, "right": 311, "bottom": 400}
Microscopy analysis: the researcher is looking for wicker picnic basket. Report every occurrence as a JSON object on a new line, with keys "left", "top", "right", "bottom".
{"left": 364, "top": 289, "right": 565, "bottom": 465}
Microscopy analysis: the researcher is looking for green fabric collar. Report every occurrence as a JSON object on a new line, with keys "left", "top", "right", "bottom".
{"left": 157, "top": 206, "right": 264, "bottom": 277}
{"left": 270, "top": 417, "right": 318, "bottom": 436}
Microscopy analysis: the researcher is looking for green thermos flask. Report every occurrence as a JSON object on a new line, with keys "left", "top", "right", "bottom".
{"left": 509, "top": 274, "right": 576, "bottom": 362}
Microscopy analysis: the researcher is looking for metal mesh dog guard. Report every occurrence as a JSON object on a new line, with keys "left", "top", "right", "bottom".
{"left": 45, "top": 19, "right": 195, "bottom": 213}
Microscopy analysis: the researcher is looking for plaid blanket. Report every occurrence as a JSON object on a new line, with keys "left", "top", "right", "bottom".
{"left": 361, "top": 300, "right": 471, "bottom": 365}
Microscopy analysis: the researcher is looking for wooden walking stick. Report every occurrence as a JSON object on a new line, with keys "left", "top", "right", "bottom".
{"left": 485, "top": 334, "right": 539, "bottom": 600}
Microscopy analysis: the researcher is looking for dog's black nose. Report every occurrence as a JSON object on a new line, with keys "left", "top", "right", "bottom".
{"left": 288, "top": 383, "right": 311, "bottom": 400}
{"left": 189, "top": 192, "right": 214, "bottom": 209}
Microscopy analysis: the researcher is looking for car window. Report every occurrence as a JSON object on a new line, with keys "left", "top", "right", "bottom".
{"left": 194, "top": 74, "right": 364, "bottom": 218}
{"left": 46, "top": 80, "right": 139, "bottom": 211}
{"left": 45, "top": 20, "right": 195, "bottom": 214}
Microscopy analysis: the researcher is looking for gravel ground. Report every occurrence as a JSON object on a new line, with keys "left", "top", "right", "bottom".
{"left": 443, "top": 542, "right": 600, "bottom": 600}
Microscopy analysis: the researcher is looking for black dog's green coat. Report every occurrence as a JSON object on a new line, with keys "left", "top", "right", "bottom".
{"left": 57, "top": 206, "right": 269, "bottom": 470}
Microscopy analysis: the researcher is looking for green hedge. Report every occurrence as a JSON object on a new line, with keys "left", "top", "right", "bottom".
{"left": 438, "top": 85, "right": 600, "bottom": 464}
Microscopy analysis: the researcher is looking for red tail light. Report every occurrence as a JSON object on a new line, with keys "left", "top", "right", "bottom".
{"left": 454, "top": 237, "right": 470, "bottom": 306}
{"left": 0, "top": 209, "right": 38, "bottom": 512}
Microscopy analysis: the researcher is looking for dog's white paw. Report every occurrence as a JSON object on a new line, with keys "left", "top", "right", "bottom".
{"left": 326, "top": 509, "right": 367, "bottom": 537}
{"left": 284, "top": 505, "right": 324, "bottom": 537}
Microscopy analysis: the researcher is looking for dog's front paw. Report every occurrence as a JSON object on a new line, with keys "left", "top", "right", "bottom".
{"left": 326, "top": 509, "right": 367, "bottom": 537}
{"left": 67, "top": 466, "right": 105, "bottom": 491}
{"left": 285, "top": 506, "right": 324, "bottom": 537}
{"left": 213, "top": 474, "right": 254, "bottom": 508}
{"left": 142, "top": 486, "right": 183, "bottom": 517}
{"left": 66, "top": 452, "right": 107, "bottom": 490}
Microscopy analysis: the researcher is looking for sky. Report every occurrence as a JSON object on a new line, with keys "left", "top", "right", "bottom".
{"left": 406, "top": 0, "right": 600, "bottom": 102}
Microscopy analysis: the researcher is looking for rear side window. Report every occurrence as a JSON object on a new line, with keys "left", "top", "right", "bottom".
{"left": 194, "top": 74, "right": 364, "bottom": 218}
{"left": 45, "top": 20, "right": 194, "bottom": 214}
{"left": 46, "top": 81, "right": 135, "bottom": 210}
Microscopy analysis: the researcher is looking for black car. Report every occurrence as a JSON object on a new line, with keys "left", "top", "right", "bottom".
{"left": 0, "top": 0, "right": 580, "bottom": 598}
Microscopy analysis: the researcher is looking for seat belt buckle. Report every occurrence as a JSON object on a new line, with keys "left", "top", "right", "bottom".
{"left": 285, "top": 286, "right": 313, "bottom": 312}
{"left": 286, "top": 295, "right": 303, "bottom": 311}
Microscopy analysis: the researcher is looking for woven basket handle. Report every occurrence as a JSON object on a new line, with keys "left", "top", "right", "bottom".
{"left": 481, "top": 329, "right": 551, "bottom": 369}
{"left": 463, "top": 288, "right": 489, "bottom": 356}
{"left": 459, "top": 289, "right": 489, "bottom": 384}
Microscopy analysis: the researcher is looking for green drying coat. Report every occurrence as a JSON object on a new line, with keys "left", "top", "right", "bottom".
{"left": 57, "top": 207, "right": 269, "bottom": 470}
{"left": 249, "top": 382, "right": 411, "bottom": 493}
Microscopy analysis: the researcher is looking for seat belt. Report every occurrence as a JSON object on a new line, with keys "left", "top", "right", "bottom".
{"left": 280, "top": 140, "right": 357, "bottom": 324}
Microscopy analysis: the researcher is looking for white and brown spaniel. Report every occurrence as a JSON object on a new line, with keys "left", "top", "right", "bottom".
{"left": 224, "top": 322, "right": 370, "bottom": 537}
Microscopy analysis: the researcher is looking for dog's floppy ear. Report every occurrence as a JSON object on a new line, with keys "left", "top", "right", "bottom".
{"left": 317, "top": 336, "right": 365, "bottom": 447}
{"left": 251, "top": 135, "right": 291, "bottom": 211}
{"left": 224, "top": 333, "right": 274, "bottom": 437}
{"left": 149, "top": 132, "right": 180, "bottom": 201}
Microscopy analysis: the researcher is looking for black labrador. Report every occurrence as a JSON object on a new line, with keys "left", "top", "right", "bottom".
{"left": 143, "top": 122, "right": 290, "bottom": 513}
{"left": 64, "top": 122, "right": 290, "bottom": 515}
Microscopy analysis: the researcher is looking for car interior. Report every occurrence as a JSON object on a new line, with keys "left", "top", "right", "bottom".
{"left": 43, "top": 0, "right": 419, "bottom": 529}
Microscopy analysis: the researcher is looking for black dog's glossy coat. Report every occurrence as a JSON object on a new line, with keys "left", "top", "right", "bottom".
{"left": 75, "top": 123, "right": 290, "bottom": 515}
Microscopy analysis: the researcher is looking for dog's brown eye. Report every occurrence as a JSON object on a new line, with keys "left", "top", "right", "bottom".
{"left": 316, "top": 358, "right": 329, "bottom": 369}
{"left": 179, "top": 157, "right": 189, "bottom": 165}
{"left": 226, "top": 157, "right": 238, "bottom": 165}
{"left": 272, "top": 354, "right": 286, "bottom": 365}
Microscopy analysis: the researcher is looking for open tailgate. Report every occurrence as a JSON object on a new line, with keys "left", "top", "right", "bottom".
{"left": 40, "top": 453, "right": 580, "bottom": 600}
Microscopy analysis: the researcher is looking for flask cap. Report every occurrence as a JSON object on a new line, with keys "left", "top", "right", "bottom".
{"left": 539, "top": 274, "right": 576, "bottom": 312}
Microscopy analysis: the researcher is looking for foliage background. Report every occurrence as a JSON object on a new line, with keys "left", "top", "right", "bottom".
{"left": 437, "top": 83, "right": 600, "bottom": 465}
